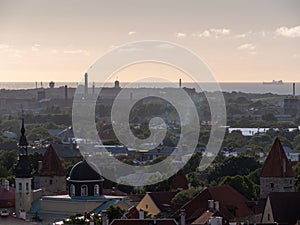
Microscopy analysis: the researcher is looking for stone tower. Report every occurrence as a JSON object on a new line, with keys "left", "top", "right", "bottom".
{"left": 14, "top": 118, "right": 33, "bottom": 218}
{"left": 36, "top": 144, "right": 66, "bottom": 195}
{"left": 260, "top": 138, "right": 295, "bottom": 199}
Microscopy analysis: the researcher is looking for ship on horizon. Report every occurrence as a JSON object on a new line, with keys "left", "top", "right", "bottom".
{"left": 262, "top": 80, "right": 284, "bottom": 85}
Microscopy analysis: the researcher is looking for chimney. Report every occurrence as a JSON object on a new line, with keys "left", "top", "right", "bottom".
{"left": 293, "top": 83, "right": 296, "bottom": 98}
{"left": 179, "top": 78, "right": 182, "bottom": 88}
{"left": 102, "top": 210, "right": 109, "bottom": 225}
{"left": 38, "top": 161, "right": 43, "bottom": 173}
{"left": 3, "top": 179, "right": 9, "bottom": 191}
{"left": 139, "top": 209, "right": 145, "bottom": 220}
{"left": 64, "top": 85, "right": 68, "bottom": 100}
{"left": 180, "top": 209, "right": 186, "bottom": 225}
{"left": 208, "top": 200, "right": 214, "bottom": 210}
{"left": 214, "top": 201, "right": 219, "bottom": 211}
{"left": 92, "top": 82, "right": 95, "bottom": 96}
{"left": 85, "top": 73, "right": 88, "bottom": 96}
{"left": 282, "top": 159, "right": 286, "bottom": 174}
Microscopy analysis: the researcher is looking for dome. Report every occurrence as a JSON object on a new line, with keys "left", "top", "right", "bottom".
{"left": 68, "top": 160, "right": 103, "bottom": 181}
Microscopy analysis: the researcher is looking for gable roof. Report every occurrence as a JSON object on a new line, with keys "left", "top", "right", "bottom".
{"left": 267, "top": 192, "right": 300, "bottom": 225}
{"left": 110, "top": 219, "right": 178, "bottom": 225}
{"left": 39, "top": 144, "right": 65, "bottom": 176}
{"left": 260, "top": 138, "right": 295, "bottom": 177}
{"left": 171, "top": 170, "right": 189, "bottom": 191}
{"left": 148, "top": 191, "right": 179, "bottom": 213}
{"left": 173, "top": 185, "right": 253, "bottom": 222}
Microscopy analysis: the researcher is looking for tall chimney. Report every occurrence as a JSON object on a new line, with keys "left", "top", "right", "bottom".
{"left": 85, "top": 73, "right": 88, "bottom": 96}
{"left": 214, "top": 201, "right": 220, "bottom": 211}
{"left": 208, "top": 200, "right": 214, "bottom": 210}
{"left": 293, "top": 82, "right": 296, "bottom": 98}
{"left": 92, "top": 82, "right": 95, "bottom": 96}
{"left": 65, "top": 85, "right": 68, "bottom": 100}
{"left": 139, "top": 209, "right": 145, "bottom": 220}
{"left": 102, "top": 210, "right": 109, "bottom": 225}
{"left": 179, "top": 78, "right": 182, "bottom": 88}
{"left": 180, "top": 209, "right": 186, "bottom": 225}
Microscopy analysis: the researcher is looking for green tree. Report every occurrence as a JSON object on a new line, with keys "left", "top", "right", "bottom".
{"left": 171, "top": 187, "right": 203, "bottom": 205}
{"left": 220, "top": 175, "right": 258, "bottom": 200}
{"left": 106, "top": 205, "right": 125, "bottom": 221}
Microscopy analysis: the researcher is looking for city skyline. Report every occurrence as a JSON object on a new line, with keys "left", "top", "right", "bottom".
{"left": 0, "top": 0, "right": 300, "bottom": 82}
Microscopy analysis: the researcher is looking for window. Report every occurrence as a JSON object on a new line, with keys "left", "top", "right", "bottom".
{"left": 270, "top": 183, "right": 274, "bottom": 189}
{"left": 18, "top": 183, "right": 22, "bottom": 191}
{"left": 70, "top": 184, "right": 75, "bottom": 196}
{"left": 146, "top": 204, "right": 148, "bottom": 209}
{"left": 26, "top": 182, "right": 29, "bottom": 191}
{"left": 268, "top": 213, "right": 270, "bottom": 221}
{"left": 49, "top": 180, "right": 53, "bottom": 185}
{"left": 94, "top": 184, "right": 99, "bottom": 196}
{"left": 81, "top": 185, "right": 88, "bottom": 196}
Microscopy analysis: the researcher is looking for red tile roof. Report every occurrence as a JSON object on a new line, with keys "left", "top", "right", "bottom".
{"left": 102, "top": 188, "right": 127, "bottom": 196}
{"left": 148, "top": 191, "right": 179, "bottom": 213}
{"left": 173, "top": 185, "right": 254, "bottom": 223}
{"left": 39, "top": 144, "right": 65, "bottom": 176}
{"left": 123, "top": 206, "right": 140, "bottom": 219}
{"left": 0, "top": 185, "right": 15, "bottom": 208}
{"left": 110, "top": 219, "right": 178, "bottom": 225}
{"left": 191, "top": 211, "right": 214, "bottom": 225}
{"left": 260, "top": 138, "right": 295, "bottom": 177}
{"left": 265, "top": 192, "right": 300, "bottom": 225}
{"left": 171, "top": 170, "right": 189, "bottom": 191}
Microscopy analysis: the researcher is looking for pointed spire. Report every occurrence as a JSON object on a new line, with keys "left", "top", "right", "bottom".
{"left": 18, "top": 118, "right": 28, "bottom": 155}
{"left": 260, "top": 137, "right": 295, "bottom": 177}
{"left": 21, "top": 118, "right": 25, "bottom": 136}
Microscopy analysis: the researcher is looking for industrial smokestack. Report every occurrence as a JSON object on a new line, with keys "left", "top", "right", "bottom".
{"left": 293, "top": 82, "right": 296, "bottom": 98}
{"left": 65, "top": 85, "right": 68, "bottom": 100}
{"left": 85, "top": 73, "right": 88, "bottom": 96}
{"left": 92, "top": 82, "right": 95, "bottom": 95}
{"left": 179, "top": 78, "right": 182, "bottom": 88}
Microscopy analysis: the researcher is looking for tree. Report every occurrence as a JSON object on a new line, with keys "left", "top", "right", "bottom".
{"left": 171, "top": 187, "right": 202, "bottom": 205}
{"left": 220, "top": 175, "right": 258, "bottom": 200}
{"left": 106, "top": 205, "right": 125, "bottom": 221}
{"left": 206, "top": 155, "right": 260, "bottom": 184}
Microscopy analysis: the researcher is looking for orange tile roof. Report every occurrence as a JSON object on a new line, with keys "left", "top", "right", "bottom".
{"left": 260, "top": 138, "right": 295, "bottom": 177}
{"left": 173, "top": 185, "right": 254, "bottom": 222}
{"left": 39, "top": 144, "right": 65, "bottom": 176}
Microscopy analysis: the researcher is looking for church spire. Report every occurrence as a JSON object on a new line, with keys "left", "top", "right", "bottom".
{"left": 18, "top": 118, "right": 28, "bottom": 155}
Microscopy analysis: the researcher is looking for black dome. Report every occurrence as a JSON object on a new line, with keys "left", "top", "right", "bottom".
{"left": 68, "top": 160, "right": 103, "bottom": 181}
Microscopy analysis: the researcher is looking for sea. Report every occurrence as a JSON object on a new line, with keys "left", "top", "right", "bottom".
{"left": 0, "top": 82, "right": 300, "bottom": 95}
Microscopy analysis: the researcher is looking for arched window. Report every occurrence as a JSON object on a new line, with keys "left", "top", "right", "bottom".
{"left": 81, "top": 185, "right": 88, "bottom": 196}
{"left": 94, "top": 184, "right": 99, "bottom": 196}
{"left": 70, "top": 184, "right": 75, "bottom": 196}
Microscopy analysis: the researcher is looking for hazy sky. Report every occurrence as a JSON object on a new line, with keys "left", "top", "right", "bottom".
{"left": 0, "top": 0, "right": 299, "bottom": 82}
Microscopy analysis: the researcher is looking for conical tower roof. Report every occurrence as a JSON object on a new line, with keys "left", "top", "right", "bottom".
{"left": 39, "top": 144, "right": 65, "bottom": 176}
{"left": 260, "top": 138, "right": 295, "bottom": 177}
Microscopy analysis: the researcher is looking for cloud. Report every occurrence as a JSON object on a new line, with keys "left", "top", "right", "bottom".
{"left": 234, "top": 34, "right": 246, "bottom": 39}
{"left": 210, "top": 28, "right": 230, "bottom": 36}
{"left": 156, "top": 43, "right": 174, "bottom": 49}
{"left": 63, "top": 49, "right": 90, "bottom": 56}
{"left": 276, "top": 25, "right": 300, "bottom": 38}
{"left": 194, "top": 28, "right": 230, "bottom": 38}
{"left": 0, "top": 44, "right": 24, "bottom": 58}
{"left": 128, "top": 31, "right": 136, "bottom": 35}
{"left": 117, "top": 47, "right": 142, "bottom": 53}
{"left": 238, "top": 43, "right": 256, "bottom": 51}
{"left": 31, "top": 44, "right": 40, "bottom": 51}
{"left": 175, "top": 32, "right": 186, "bottom": 38}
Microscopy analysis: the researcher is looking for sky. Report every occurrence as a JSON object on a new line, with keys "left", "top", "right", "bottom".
{"left": 0, "top": 0, "right": 300, "bottom": 83}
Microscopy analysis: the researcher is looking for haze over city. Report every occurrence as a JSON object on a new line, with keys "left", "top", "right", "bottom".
{"left": 0, "top": 0, "right": 300, "bottom": 83}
